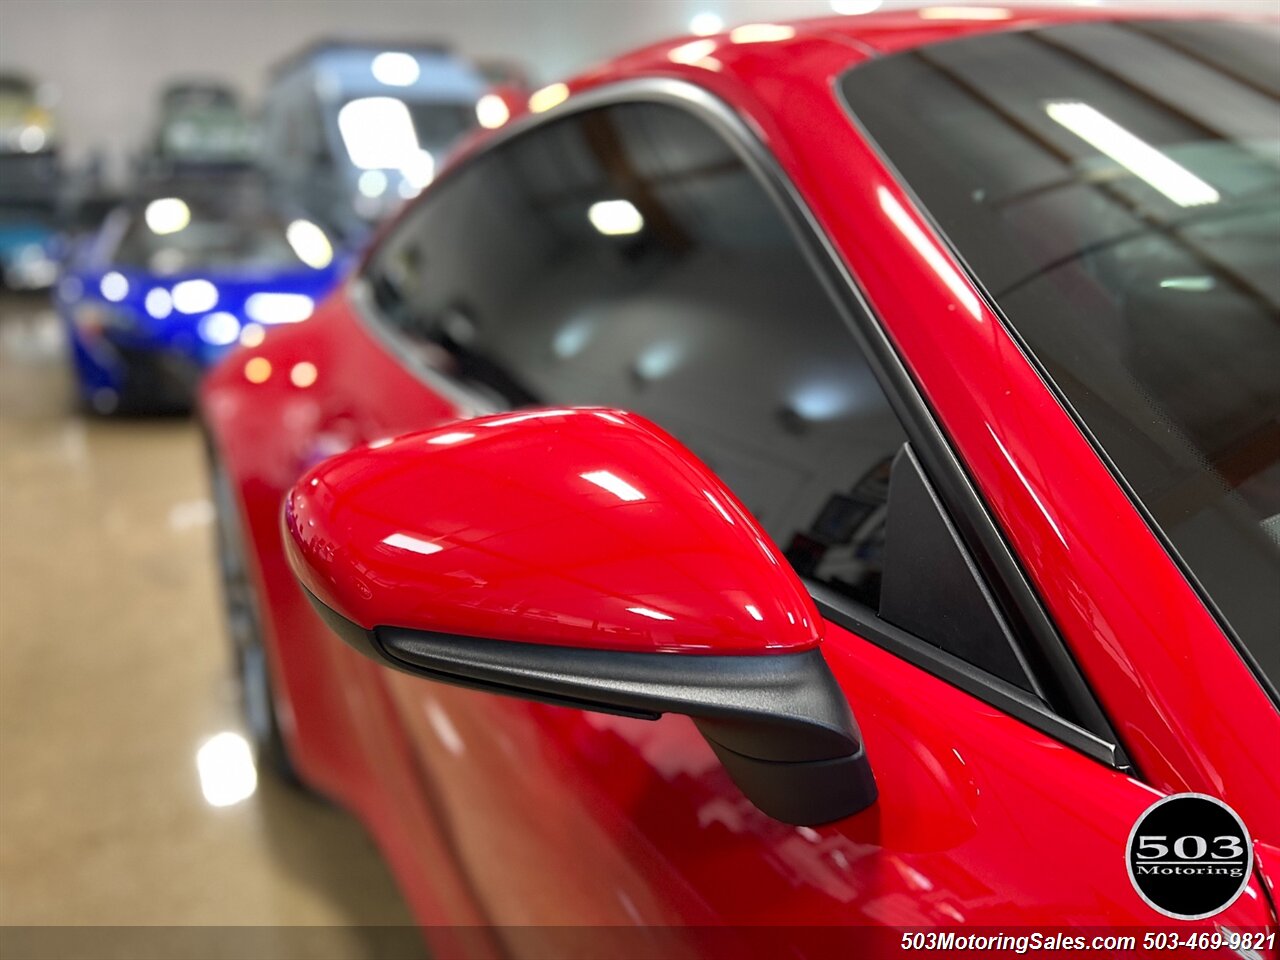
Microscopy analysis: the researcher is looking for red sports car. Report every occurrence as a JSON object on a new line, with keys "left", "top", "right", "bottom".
{"left": 201, "top": 7, "right": 1280, "bottom": 955}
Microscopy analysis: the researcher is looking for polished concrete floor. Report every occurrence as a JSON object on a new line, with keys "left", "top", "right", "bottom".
{"left": 0, "top": 294, "right": 421, "bottom": 957}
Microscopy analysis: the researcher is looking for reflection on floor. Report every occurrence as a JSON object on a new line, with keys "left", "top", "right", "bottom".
{"left": 0, "top": 295, "right": 422, "bottom": 958}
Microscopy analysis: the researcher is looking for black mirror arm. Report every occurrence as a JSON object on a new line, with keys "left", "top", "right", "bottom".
{"left": 306, "top": 589, "right": 876, "bottom": 825}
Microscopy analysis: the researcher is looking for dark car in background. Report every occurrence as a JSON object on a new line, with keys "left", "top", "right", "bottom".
{"left": 139, "top": 81, "right": 257, "bottom": 177}
{"left": 259, "top": 41, "right": 486, "bottom": 242}
{"left": 0, "top": 71, "right": 60, "bottom": 289}
{"left": 59, "top": 174, "right": 344, "bottom": 413}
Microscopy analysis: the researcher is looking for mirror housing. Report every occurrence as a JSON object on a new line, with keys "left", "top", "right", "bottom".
{"left": 284, "top": 408, "right": 876, "bottom": 824}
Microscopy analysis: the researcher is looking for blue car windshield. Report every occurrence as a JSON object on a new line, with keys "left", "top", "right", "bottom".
{"left": 841, "top": 19, "right": 1280, "bottom": 698}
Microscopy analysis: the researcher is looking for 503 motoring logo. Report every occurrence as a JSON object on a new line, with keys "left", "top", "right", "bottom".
{"left": 1127, "top": 793, "right": 1253, "bottom": 920}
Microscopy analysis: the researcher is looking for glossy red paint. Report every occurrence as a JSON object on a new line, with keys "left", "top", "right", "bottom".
{"left": 198, "top": 6, "right": 1280, "bottom": 951}
{"left": 284, "top": 408, "right": 819, "bottom": 654}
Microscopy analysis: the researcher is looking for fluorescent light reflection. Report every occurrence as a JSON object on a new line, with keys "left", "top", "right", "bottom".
{"left": 745, "top": 604, "right": 764, "bottom": 621}
{"left": 339, "top": 97, "right": 419, "bottom": 169}
{"left": 246, "top": 292, "right": 313, "bottom": 324}
{"left": 286, "top": 219, "right": 333, "bottom": 269}
{"left": 634, "top": 340, "right": 683, "bottom": 380}
{"left": 239, "top": 323, "right": 265, "bottom": 347}
{"left": 427, "top": 431, "right": 475, "bottom": 445}
{"left": 244, "top": 357, "right": 272, "bottom": 384}
{"left": 580, "top": 470, "right": 645, "bottom": 502}
{"left": 669, "top": 39, "right": 718, "bottom": 65}
{"left": 528, "top": 83, "right": 569, "bottom": 114}
{"left": 830, "top": 0, "right": 882, "bottom": 12}
{"left": 172, "top": 279, "right": 218, "bottom": 313}
{"left": 588, "top": 199, "right": 644, "bottom": 236}
{"left": 145, "top": 197, "right": 191, "bottom": 235}
{"left": 290, "top": 361, "right": 318, "bottom": 388}
{"left": 729, "top": 24, "right": 796, "bottom": 44}
{"left": 382, "top": 532, "right": 444, "bottom": 555}
{"left": 144, "top": 287, "right": 173, "bottom": 319}
{"left": 99, "top": 271, "right": 128, "bottom": 302}
{"left": 1160, "top": 276, "right": 1215, "bottom": 292}
{"left": 198, "top": 312, "right": 240, "bottom": 346}
{"left": 476, "top": 93, "right": 510, "bottom": 129}
{"left": 703, "top": 490, "right": 735, "bottom": 524}
{"left": 553, "top": 317, "right": 595, "bottom": 358}
{"left": 689, "top": 11, "right": 724, "bottom": 35}
{"left": 878, "top": 187, "right": 982, "bottom": 319}
{"left": 627, "top": 607, "right": 675, "bottom": 621}
{"left": 196, "top": 732, "right": 257, "bottom": 807}
{"left": 1046, "top": 101, "right": 1220, "bottom": 208}
{"left": 359, "top": 170, "right": 388, "bottom": 198}
{"left": 371, "top": 52, "right": 420, "bottom": 87}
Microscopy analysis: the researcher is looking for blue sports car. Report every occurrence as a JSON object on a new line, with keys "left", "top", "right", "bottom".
{"left": 58, "top": 179, "right": 345, "bottom": 413}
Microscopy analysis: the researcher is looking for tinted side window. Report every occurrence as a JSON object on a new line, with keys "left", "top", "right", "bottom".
{"left": 366, "top": 101, "right": 1029, "bottom": 688}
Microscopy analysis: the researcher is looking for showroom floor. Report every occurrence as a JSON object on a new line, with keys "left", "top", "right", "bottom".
{"left": 0, "top": 294, "right": 421, "bottom": 956}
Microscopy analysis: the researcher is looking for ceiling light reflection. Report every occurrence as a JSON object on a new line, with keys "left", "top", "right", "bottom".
{"left": 668, "top": 39, "right": 718, "bottom": 65}
{"left": 581, "top": 470, "right": 645, "bottom": 502}
{"left": 144, "top": 287, "right": 173, "bottom": 319}
{"left": 427, "top": 431, "right": 475, "bottom": 445}
{"left": 244, "top": 357, "right": 272, "bottom": 384}
{"left": 286, "top": 219, "right": 334, "bottom": 269}
{"left": 830, "top": 0, "right": 882, "bottom": 12}
{"left": 359, "top": 169, "right": 388, "bottom": 198}
{"left": 553, "top": 317, "right": 595, "bottom": 358}
{"left": 878, "top": 187, "right": 982, "bottom": 319}
{"left": 689, "top": 11, "right": 724, "bottom": 35}
{"left": 729, "top": 23, "right": 796, "bottom": 44}
{"left": 371, "top": 51, "right": 420, "bottom": 86}
{"left": 198, "top": 312, "right": 240, "bottom": 346}
{"left": 172, "top": 278, "right": 218, "bottom": 313}
{"left": 627, "top": 607, "right": 675, "bottom": 621}
{"left": 339, "top": 97, "right": 419, "bottom": 169}
{"left": 145, "top": 197, "right": 191, "bottom": 235}
{"left": 634, "top": 340, "right": 683, "bottom": 381}
{"left": 528, "top": 82, "right": 569, "bottom": 113}
{"left": 290, "top": 361, "right": 318, "bottom": 388}
{"left": 1045, "top": 101, "right": 1220, "bottom": 208}
{"left": 588, "top": 199, "right": 644, "bottom": 236}
{"left": 476, "top": 93, "right": 510, "bottom": 129}
{"left": 246, "top": 292, "right": 313, "bottom": 324}
{"left": 99, "top": 271, "right": 128, "bottom": 302}
{"left": 382, "top": 532, "right": 444, "bottom": 555}
{"left": 196, "top": 732, "right": 257, "bottom": 807}
{"left": 239, "top": 322, "right": 265, "bottom": 347}
{"left": 703, "top": 490, "right": 735, "bottom": 524}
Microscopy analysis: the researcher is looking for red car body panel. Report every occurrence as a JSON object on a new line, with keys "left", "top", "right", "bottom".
{"left": 200, "top": 7, "right": 1280, "bottom": 951}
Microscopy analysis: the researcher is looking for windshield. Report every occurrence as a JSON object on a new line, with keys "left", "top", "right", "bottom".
{"left": 841, "top": 19, "right": 1280, "bottom": 695}
{"left": 112, "top": 197, "right": 321, "bottom": 275}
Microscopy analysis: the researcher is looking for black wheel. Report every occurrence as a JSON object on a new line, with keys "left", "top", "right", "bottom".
{"left": 208, "top": 445, "right": 303, "bottom": 787}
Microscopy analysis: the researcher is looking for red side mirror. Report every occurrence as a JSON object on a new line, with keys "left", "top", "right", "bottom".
{"left": 283, "top": 407, "right": 875, "bottom": 825}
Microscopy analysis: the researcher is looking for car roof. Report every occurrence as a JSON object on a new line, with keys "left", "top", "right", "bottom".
{"left": 657, "top": 5, "right": 1257, "bottom": 60}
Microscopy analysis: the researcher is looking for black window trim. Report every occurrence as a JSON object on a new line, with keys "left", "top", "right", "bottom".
{"left": 346, "top": 76, "right": 1130, "bottom": 772}
{"left": 834, "top": 55, "right": 1280, "bottom": 712}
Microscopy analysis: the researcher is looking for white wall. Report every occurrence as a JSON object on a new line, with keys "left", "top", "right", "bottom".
{"left": 0, "top": 0, "right": 1266, "bottom": 183}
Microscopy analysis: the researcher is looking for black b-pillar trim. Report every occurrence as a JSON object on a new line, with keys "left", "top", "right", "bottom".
{"left": 305, "top": 590, "right": 876, "bottom": 825}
